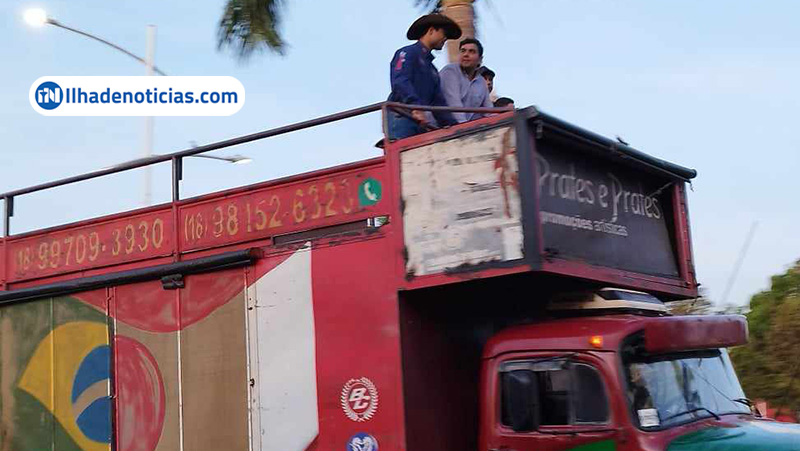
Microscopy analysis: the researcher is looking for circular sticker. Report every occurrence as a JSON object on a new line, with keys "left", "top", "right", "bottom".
{"left": 340, "top": 377, "right": 379, "bottom": 422}
{"left": 358, "top": 178, "right": 382, "bottom": 207}
{"left": 346, "top": 433, "right": 378, "bottom": 451}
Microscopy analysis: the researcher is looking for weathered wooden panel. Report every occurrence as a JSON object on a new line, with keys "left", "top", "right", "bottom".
{"left": 401, "top": 126, "right": 523, "bottom": 276}
{"left": 51, "top": 310, "right": 111, "bottom": 451}
{"left": 180, "top": 269, "right": 248, "bottom": 451}
{"left": 113, "top": 282, "right": 178, "bottom": 451}
{"left": 0, "top": 299, "right": 55, "bottom": 451}
{"left": 1, "top": 294, "right": 110, "bottom": 451}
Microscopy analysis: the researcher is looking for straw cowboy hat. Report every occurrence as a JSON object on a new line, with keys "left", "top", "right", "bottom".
{"left": 406, "top": 14, "right": 462, "bottom": 40}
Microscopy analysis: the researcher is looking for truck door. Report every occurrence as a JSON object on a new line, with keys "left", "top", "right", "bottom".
{"left": 489, "top": 354, "right": 619, "bottom": 451}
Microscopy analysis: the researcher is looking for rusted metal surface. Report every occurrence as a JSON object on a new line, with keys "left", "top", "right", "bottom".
{"left": 401, "top": 125, "right": 523, "bottom": 276}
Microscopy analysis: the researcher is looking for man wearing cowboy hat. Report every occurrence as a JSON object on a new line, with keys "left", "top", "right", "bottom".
{"left": 387, "top": 14, "right": 462, "bottom": 140}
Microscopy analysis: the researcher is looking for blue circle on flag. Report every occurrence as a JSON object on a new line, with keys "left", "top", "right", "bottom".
{"left": 72, "top": 345, "right": 112, "bottom": 443}
{"left": 35, "top": 81, "right": 63, "bottom": 110}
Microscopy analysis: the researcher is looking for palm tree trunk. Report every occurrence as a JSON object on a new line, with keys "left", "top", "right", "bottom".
{"left": 441, "top": 0, "right": 475, "bottom": 63}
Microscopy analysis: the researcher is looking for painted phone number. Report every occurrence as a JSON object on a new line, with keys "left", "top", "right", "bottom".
{"left": 12, "top": 218, "right": 166, "bottom": 275}
{"left": 182, "top": 176, "right": 382, "bottom": 245}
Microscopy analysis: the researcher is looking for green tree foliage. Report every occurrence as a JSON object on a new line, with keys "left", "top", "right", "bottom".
{"left": 218, "top": 0, "right": 285, "bottom": 59}
{"left": 216, "top": 0, "right": 467, "bottom": 60}
{"left": 731, "top": 261, "right": 800, "bottom": 411}
{"left": 667, "top": 291, "right": 713, "bottom": 316}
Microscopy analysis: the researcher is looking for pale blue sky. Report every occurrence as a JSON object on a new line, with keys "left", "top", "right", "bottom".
{"left": 1, "top": 0, "right": 798, "bottom": 307}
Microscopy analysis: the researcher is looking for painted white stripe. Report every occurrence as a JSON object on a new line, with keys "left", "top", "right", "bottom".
{"left": 248, "top": 245, "right": 318, "bottom": 451}
{"left": 71, "top": 380, "right": 109, "bottom": 419}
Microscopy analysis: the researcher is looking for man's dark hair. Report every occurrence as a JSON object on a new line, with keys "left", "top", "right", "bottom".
{"left": 480, "top": 67, "right": 495, "bottom": 79}
{"left": 459, "top": 38, "right": 484, "bottom": 57}
{"left": 494, "top": 97, "right": 514, "bottom": 108}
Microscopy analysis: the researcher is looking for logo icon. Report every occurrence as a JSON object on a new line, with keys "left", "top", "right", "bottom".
{"left": 347, "top": 433, "right": 378, "bottom": 451}
{"left": 341, "top": 377, "right": 379, "bottom": 422}
{"left": 358, "top": 178, "right": 382, "bottom": 207}
{"left": 35, "top": 81, "right": 63, "bottom": 110}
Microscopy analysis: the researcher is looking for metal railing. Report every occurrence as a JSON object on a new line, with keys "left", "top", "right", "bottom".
{"left": 1, "top": 102, "right": 511, "bottom": 237}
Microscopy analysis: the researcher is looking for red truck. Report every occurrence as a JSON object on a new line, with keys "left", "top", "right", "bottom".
{"left": 0, "top": 105, "right": 796, "bottom": 451}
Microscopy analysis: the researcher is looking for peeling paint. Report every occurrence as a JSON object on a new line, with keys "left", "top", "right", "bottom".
{"left": 401, "top": 126, "right": 523, "bottom": 276}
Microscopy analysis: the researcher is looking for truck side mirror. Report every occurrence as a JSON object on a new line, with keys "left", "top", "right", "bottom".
{"left": 501, "top": 370, "right": 539, "bottom": 432}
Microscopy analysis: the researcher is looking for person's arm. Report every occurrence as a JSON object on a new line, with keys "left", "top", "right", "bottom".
{"left": 482, "top": 84, "right": 494, "bottom": 109}
{"left": 432, "top": 84, "right": 458, "bottom": 126}
{"left": 471, "top": 80, "right": 493, "bottom": 120}
{"left": 390, "top": 49, "right": 421, "bottom": 106}
{"left": 438, "top": 65, "right": 466, "bottom": 123}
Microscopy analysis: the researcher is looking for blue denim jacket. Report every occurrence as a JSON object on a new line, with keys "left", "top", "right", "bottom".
{"left": 388, "top": 42, "right": 457, "bottom": 126}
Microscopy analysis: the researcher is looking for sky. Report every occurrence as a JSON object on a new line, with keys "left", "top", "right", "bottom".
{"left": 1, "top": 0, "right": 798, "bottom": 308}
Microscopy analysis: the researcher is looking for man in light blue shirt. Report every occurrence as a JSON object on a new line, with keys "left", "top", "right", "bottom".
{"left": 439, "top": 38, "right": 493, "bottom": 123}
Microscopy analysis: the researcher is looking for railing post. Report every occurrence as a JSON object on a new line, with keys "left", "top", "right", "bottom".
{"left": 381, "top": 104, "right": 390, "bottom": 147}
{"left": 172, "top": 156, "right": 183, "bottom": 202}
{"left": 3, "top": 196, "right": 13, "bottom": 237}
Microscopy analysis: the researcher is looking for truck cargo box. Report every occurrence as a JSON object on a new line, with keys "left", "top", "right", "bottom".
{"left": 389, "top": 108, "right": 697, "bottom": 298}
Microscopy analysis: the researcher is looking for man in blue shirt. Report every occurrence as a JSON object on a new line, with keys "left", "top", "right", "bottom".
{"left": 439, "top": 38, "right": 493, "bottom": 123}
{"left": 388, "top": 14, "right": 461, "bottom": 140}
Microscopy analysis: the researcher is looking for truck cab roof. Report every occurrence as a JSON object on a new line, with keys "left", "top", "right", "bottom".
{"left": 483, "top": 313, "right": 748, "bottom": 358}
{"left": 484, "top": 314, "right": 649, "bottom": 358}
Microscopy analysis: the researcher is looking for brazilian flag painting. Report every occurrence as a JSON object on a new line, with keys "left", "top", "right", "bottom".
{"left": 0, "top": 296, "right": 111, "bottom": 451}
{"left": 2, "top": 268, "right": 250, "bottom": 451}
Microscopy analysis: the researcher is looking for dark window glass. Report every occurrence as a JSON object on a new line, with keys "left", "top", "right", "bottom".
{"left": 500, "top": 361, "right": 610, "bottom": 429}
{"left": 574, "top": 364, "right": 609, "bottom": 423}
{"left": 538, "top": 369, "right": 571, "bottom": 425}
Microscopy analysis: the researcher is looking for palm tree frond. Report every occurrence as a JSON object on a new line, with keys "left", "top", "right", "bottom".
{"left": 217, "top": 0, "right": 285, "bottom": 60}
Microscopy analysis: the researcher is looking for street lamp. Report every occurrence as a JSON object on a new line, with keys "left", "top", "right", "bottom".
{"left": 24, "top": 7, "right": 166, "bottom": 207}
{"left": 23, "top": 8, "right": 167, "bottom": 75}
{"left": 191, "top": 154, "right": 253, "bottom": 165}
{"left": 101, "top": 154, "right": 253, "bottom": 171}
{"left": 187, "top": 142, "right": 252, "bottom": 165}
{"left": 23, "top": 8, "right": 47, "bottom": 27}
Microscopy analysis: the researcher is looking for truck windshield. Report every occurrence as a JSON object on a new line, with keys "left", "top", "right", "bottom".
{"left": 624, "top": 349, "right": 750, "bottom": 429}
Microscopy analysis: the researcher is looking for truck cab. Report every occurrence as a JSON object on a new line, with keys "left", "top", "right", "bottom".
{"left": 479, "top": 289, "right": 768, "bottom": 451}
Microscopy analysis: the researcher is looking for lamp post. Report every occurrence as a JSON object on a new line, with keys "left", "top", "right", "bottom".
{"left": 24, "top": 8, "right": 166, "bottom": 206}
{"left": 23, "top": 9, "right": 167, "bottom": 75}
{"left": 143, "top": 25, "right": 156, "bottom": 207}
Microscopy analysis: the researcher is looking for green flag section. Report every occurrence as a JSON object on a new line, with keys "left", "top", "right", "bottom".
{"left": 668, "top": 420, "right": 800, "bottom": 451}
